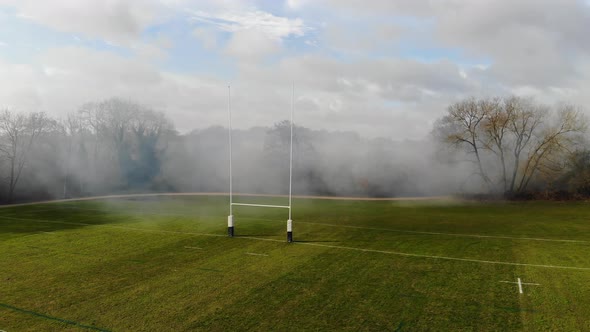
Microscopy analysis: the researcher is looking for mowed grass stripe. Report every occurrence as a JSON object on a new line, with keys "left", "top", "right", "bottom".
{"left": 2, "top": 214, "right": 590, "bottom": 270}
{"left": 2, "top": 197, "right": 590, "bottom": 330}
{"left": 297, "top": 221, "right": 590, "bottom": 244}
{"left": 21, "top": 205, "right": 590, "bottom": 244}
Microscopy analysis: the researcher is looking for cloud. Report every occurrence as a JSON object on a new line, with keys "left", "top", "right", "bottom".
{"left": 188, "top": 9, "right": 310, "bottom": 40}
{"left": 431, "top": 0, "right": 590, "bottom": 87}
{"left": 321, "top": 21, "right": 405, "bottom": 54}
{"left": 286, "top": 0, "right": 312, "bottom": 10}
{"left": 224, "top": 29, "right": 281, "bottom": 62}
{"left": 0, "top": 46, "right": 227, "bottom": 132}
{"left": 188, "top": 7, "right": 311, "bottom": 63}
{"left": 317, "top": 0, "right": 590, "bottom": 89}
{"left": 0, "top": 0, "right": 163, "bottom": 45}
{"left": 0, "top": 45, "right": 476, "bottom": 139}
{"left": 1, "top": 0, "right": 590, "bottom": 141}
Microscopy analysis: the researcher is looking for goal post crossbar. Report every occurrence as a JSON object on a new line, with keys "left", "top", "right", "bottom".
{"left": 231, "top": 203, "right": 290, "bottom": 209}
{"left": 227, "top": 83, "right": 295, "bottom": 243}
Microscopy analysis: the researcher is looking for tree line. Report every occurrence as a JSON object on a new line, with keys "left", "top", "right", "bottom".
{"left": 0, "top": 95, "right": 588, "bottom": 203}
{"left": 0, "top": 98, "right": 174, "bottom": 203}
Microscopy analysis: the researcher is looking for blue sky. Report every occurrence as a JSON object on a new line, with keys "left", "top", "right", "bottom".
{"left": 0, "top": 2, "right": 481, "bottom": 77}
{"left": 0, "top": 0, "right": 589, "bottom": 139}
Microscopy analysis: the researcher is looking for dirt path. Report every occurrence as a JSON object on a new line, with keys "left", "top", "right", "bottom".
{"left": 0, "top": 192, "right": 454, "bottom": 208}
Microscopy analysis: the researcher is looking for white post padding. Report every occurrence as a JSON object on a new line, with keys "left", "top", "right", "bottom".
{"left": 287, "top": 219, "right": 292, "bottom": 232}
{"left": 228, "top": 215, "right": 234, "bottom": 227}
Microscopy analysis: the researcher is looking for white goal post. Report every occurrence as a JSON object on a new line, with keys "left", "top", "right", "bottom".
{"left": 227, "top": 84, "right": 295, "bottom": 243}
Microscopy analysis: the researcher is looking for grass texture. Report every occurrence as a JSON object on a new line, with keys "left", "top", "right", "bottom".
{"left": 1, "top": 195, "right": 590, "bottom": 331}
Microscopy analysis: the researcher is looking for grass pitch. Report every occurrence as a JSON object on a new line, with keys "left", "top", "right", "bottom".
{"left": 1, "top": 195, "right": 590, "bottom": 331}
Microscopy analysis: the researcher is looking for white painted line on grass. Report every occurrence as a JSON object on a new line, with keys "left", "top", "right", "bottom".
{"left": 499, "top": 278, "right": 540, "bottom": 294}
{"left": 29, "top": 206, "right": 590, "bottom": 244}
{"left": 184, "top": 246, "right": 203, "bottom": 250}
{"left": 499, "top": 281, "right": 540, "bottom": 286}
{"left": 298, "top": 221, "right": 590, "bottom": 244}
{"left": 245, "top": 252, "right": 269, "bottom": 257}
{"left": 0, "top": 192, "right": 453, "bottom": 209}
{"left": 290, "top": 241, "right": 590, "bottom": 271}
{"left": 3, "top": 215, "right": 590, "bottom": 271}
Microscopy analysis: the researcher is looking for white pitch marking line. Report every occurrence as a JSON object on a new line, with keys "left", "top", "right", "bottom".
{"left": 29, "top": 206, "right": 590, "bottom": 244}
{"left": 4, "top": 215, "right": 590, "bottom": 271}
{"left": 245, "top": 252, "right": 269, "bottom": 257}
{"left": 297, "top": 221, "right": 590, "bottom": 244}
{"left": 499, "top": 277, "right": 540, "bottom": 294}
{"left": 184, "top": 246, "right": 203, "bottom": 250}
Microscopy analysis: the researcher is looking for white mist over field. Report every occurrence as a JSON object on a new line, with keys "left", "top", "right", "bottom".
{"left": 1, "top": 1, "right": 589, "bottom": 202}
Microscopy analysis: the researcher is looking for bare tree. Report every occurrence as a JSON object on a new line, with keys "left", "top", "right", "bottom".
{"left": 516, "top": 104, "right": 587, "bottom": 192}
{"left": 480, "top": 97, "right": 508, "bottom": 190}
{"left": 437, "top": 96, "right": 587, "bottom": 195}
{"left": 78, "top": 98, "right": 174, "bottom": 188}
{"left": 0, "top": 110, "right": 50, "bottom": 202}
{"left": 434, "top": 98, "right": 492, "bottom": 188}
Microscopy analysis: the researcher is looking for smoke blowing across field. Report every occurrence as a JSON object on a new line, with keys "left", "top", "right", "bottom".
{"left": 163, "top": 125, "right": 474, "bottom": 197}
{"left": 3, "top": 1, "right": 590, "bottom": 203}
{"left": 1, "top": 94, "right": 588, "bottom": 204}
{"left": 5, "top": 96, "right": 590, "bottom": 203}
{"left": 0, "top": 103, "right": 475, "bottom": 203}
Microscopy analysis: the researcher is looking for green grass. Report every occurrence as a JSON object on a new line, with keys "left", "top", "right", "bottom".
{"left": 1, "top": 195, "right": 590, "bottom": 331}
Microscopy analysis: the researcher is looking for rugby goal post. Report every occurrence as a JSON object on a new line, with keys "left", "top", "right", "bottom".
{"left": 227, "top": 84, "right": 295, "bottom": 243}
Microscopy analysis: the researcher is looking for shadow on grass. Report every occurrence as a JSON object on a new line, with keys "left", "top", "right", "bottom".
{"left": 293, "top": 240, "right": 341, "bottom": 243}
{"left": 0, "top": 204, "right": 125, "bottom": 236}
{"left": 235, "top": 234, "right": 278, "bottom": 237}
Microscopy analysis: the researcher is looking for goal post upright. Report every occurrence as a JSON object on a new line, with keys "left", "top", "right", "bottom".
{"left": 227, "top": 84, "right": 234, "bottom": 237}
{"left": 287, "top": 82, "right": 294, "bottom": 243}
{"left": 226, "top": 83, "right": 295, "bottom": 243}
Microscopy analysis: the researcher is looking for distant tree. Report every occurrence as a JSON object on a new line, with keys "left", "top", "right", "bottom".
{"left": 263, "top": 120, "right": 326, "bottom": 194}
{"left": 129, "top": 107, "right": 174, "bottom": 186}
{"left": 434, "top": 96, "right": 587, "bottom": 194}
{"left": 433, "top": 97, "right": 492, "bottom": 188}
{"left": 0, "top": 110, "right": 51, "bottom": 202}
{"left": 264, "top": 120, "right": 314, "bottom": 165}
{"left": 562, "top": 149, "right": 590, "bottom": 196}
{"left": 77, "top": 98, "right": 174, "bottom": 189}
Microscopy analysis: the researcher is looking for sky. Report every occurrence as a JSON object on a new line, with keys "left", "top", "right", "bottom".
{"left": 0, "top": 0, "right": 589, "bottom": 139}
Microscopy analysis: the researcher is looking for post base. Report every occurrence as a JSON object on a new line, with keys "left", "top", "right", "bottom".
{"left": 228, "top": 215, "right": 234, "bottom": 237}
{"left": 287, "top": 219, "right": 293, "bottom": 243}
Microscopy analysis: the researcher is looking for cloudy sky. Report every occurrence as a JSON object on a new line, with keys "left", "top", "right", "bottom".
{"left": 1, "top": 0, "right": 589, "bottom": 139}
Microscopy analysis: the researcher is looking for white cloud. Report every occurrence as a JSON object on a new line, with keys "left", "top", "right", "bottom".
{"left": 188, "top": 9, "right": 310, "bottom": 40}
{"left": 0, "top": 41, "right": 6, "bottom": 47}
{"left": 286, "top": 0, "right": 312, "bottom": 10}
{"left": 0, "top": 0, "right": 164, "bottom": 45}
{"left": 322, "top": 0, "right": 590, "bottom": 89}
{"left": 0, "top": 46, "right": 227, "bottom": 131}
{"left": 224, "top": 29, "right": 281, "bottom": 61}
{"left": 2, "top": 0, "right": 590, "bottom": 140}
